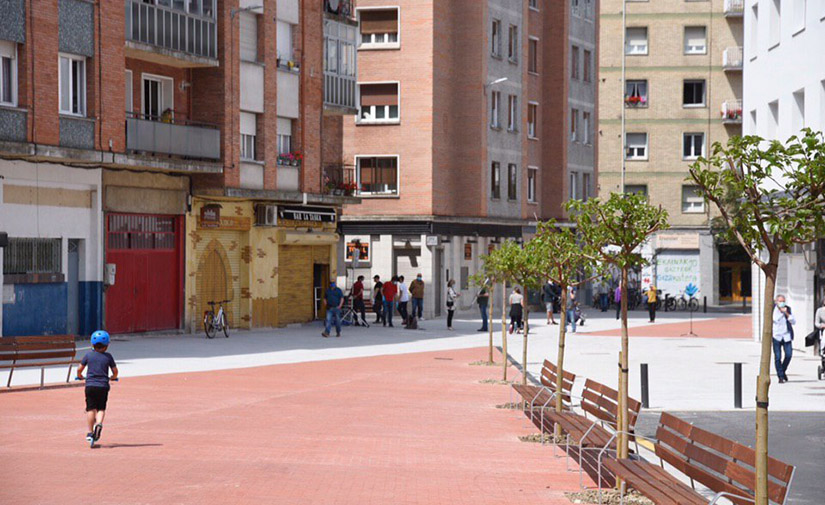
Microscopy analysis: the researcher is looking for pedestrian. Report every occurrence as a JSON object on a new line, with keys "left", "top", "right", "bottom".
{"left": 598, "top": 278, "right": 610, "bottom": 312}
{"left": 382, "top": 276, "right": 399, "bottom": 327}
{"left": 372, "top": 275, "right": 384, "bottom": 324}
{"left": 397, "top": 275, "right": 410, "bottom": 324}
{"left": 772, "top": 295, "right": 795, "bottom": 383}
{"left": 75, "top": 330, "right": 119, "bottom": 445}
{"left": 815, "top": 298, "right": 825, "bottom": 355}
{"left": 477, "top": 283, "right": 489, "bottom": 332}
{"left": 322, "top": 280, "right": 344, "bottom": 338}
{"left": 614, "top": 284, "right": 622, "bottom": 320}
{"left": 566, "top": 287, "right": 578, "bottom": 333}
{"left": 446, "top": 279, "right": 459, "bottom": 330}
{"left": 410, "top": 273, "right": 425, "bottom": 320}
{"left": 351, "top": 275, "right": 366, "bottom": 326}
{"left": 644, "top": 284, "right": 658, "bottom": 323}
{"left": 509, "top": 287, "right": 523, "bottom": 334}
{"left": 541, "top": 280, "right": 558, "bottom": 325}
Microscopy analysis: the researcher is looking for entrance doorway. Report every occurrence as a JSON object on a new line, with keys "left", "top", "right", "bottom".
{"left": 313, "top": 263, "right": 330, "bottom": 320}
{"left": 718, "top": 244, "right": 752, "bottom": 302}
{"left": 67, "top": 239, "right": 81, "bottom": 335}
{"left": 434, "top": 249, "right": 443, "bottom": 317}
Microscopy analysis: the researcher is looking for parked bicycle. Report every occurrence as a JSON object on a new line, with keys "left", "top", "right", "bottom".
{"left": 204, "top": 300, "right": 230, "bottom": 339}
{"left": 664, "top": 290, "right": 700, "bottom": 312}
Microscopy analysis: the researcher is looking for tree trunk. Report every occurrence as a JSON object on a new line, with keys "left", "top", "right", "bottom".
{"left": 755, "top": 261, "right": 778, "bottom": 505}
{"left": 488, "top": 283, "right": 495, "bottom": 364}
{"left": 502, "top": 281, "right": 508, "bottom": 381}
{"left": 555, "top": 287, "right": 568, "bottom": 440}
{"left": 522, "top": 301, "right": 530, "bottom": 386}
{"left": 618, "top": 267, "right": 630, "bottom": 460}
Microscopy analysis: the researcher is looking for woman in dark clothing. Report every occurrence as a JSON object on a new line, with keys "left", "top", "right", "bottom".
{"left": 373, "top": 275, "right": 384, "bottom": 324}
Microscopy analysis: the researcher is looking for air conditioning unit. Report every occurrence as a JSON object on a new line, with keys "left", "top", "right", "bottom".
{"left": 255, "top": 204, "right": 277, "bottom": 226}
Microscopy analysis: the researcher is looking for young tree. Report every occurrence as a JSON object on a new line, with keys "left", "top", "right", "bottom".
{"left": 688, "top": 130, "right": 825, "bottom": 505}
{"left": 566, "top": 193, "right": 669, "bottom": 460}
{"left": 471, "top": 251, "right": 503, "bottom": 365}
{"left": 478, "top": 242, "right": 515, "bottom": 380}
{"left": 531, "top": 220, "right": 601, "bottom": 432}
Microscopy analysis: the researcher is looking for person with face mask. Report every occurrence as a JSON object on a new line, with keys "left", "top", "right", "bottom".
{"left": 410, "top": 273, "right": 425, "bottom": 320}
{"left": 322, "top": 280, "right": 345, "bottom": 338}
{"left": 772, "top": 295, "right": 796, "bottom": 383}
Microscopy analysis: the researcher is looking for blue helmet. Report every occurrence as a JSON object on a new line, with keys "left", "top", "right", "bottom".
{"left": 91, "top": 330, "right": 110, "bottom": 346}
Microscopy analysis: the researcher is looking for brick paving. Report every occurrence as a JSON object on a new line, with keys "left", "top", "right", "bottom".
{"left": 0, "top": 347, "right": 582, "bottom": 505}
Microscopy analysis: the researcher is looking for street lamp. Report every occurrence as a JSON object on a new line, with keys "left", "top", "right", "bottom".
{"left": 485, "top": 77, "right": 508, "bottom": 88}
{"left": 620, "top": 0, "right": 627, "bottom": 195}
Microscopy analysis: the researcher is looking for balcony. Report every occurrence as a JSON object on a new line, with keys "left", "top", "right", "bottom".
{"left": 323, "top": 16, "right": 358, "bottom": 114}
{"left": 322, "top": 164, "right": 357, "bottom": 196}
{"left": 125, "top": 0, "right": 218, "bottom": 68}
{"left": 721, "top": 100, "right": 743, "bottom": 124}
{"left": 324, "top": 0, "right": 354, "bottom": 20}
{"left": 724, "top": 0, "right": 744, "bottom": 17}
{"left": 723, "top": 46, "right": 743, "bottom": 71}
{"left": 125, "top": 112, "right": 221, "bottom": 160}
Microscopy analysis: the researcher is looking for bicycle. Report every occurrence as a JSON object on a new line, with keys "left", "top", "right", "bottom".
{"left": 664, "top": 290, "right": 699, "bottom": 312}
{"left": 204, "top": 300, "right": 230, "bottom": 339}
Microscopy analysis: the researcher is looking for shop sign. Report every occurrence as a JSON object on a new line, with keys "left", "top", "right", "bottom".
{"left": 425, "top": 235, "right": 439, "bottom": 246}
{"left": 464, "top": 243, "right": 473, "bottom": 260}
{"left": 278, "top": 206, "right": 337, "bottom": 224}
{"left": 346, "top": 241, "right": 370, "bottom": 263}
{"left": 657, "top": 233, "right": 700, "bottom": 250}
{"left": 200, "top": 204, "right": 221, "bottom": 225}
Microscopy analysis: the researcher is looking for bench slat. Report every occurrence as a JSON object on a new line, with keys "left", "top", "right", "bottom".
{"left": 13, "top": 350, "right": 77, "bottom": 361}
{"left": 605, "top": 459, "right": 706, "bottom": 505}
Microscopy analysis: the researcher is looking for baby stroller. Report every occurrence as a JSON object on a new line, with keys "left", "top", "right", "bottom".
{"left": 341, "top": 296, "right": 370, "bottom": 327}
{"left": 574, "top": 305, "right": 586, "bottom": 326}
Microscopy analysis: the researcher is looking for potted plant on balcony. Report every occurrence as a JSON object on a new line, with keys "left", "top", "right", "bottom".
{"left": 624, "top": 95, "right": 645, "bottom": 107}
{"left": 291, "top": 152, "right": 302, "bottom": 167}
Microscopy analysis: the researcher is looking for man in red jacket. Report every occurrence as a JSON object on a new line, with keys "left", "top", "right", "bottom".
{"left": 382, "top": 276, "right": 399, "bottom": 327}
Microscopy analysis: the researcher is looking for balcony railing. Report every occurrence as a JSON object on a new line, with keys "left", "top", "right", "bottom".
{"left": 322, "top": 164, "right": 357, "bottom": 196}
{"left": 126, "top": 112, "right": 221, "bottom": 159}
{"left": 724, "top": 0, "right": 744, "bottom": 17}
{"left": 723, "top": 46, "right": 743, "bottom": 70}
{"left": 323, "top": 17, "right": 358, "bottom": 114}
{"left": 125, "top": 0, "right": 217, "bottom": 60}
{"left": 721, "top": 100, "right": 743, "bottom": 124}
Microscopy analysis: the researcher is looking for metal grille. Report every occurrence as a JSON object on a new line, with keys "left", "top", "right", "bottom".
{"left": 3, "top": 238, "right": 62, "bottom": 274}
{"left": 108, "top": 214, "right": 176, "bottom": 250}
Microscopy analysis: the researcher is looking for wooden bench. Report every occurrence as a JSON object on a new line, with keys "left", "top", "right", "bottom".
{"left": 511, "top": 359, "right": 576, "bottom": 417}
{"left": 602, "top": 412, "right": 795, "bottom": 505}
{"left": 0, "top": 335, "right": 80, "bottom": 388}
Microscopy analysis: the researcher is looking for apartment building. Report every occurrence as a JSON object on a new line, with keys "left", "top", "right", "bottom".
{"left": 0, "top": 0, "right": 358, "bottom": 336}
{"left": 337, "top": 0, "right": 597, "bottom": 317}
{"left": 598, "top": 0, "right": 746, "bottom": 304}
{"left": 744, "top": 0, "right": 825, "bottom": 339}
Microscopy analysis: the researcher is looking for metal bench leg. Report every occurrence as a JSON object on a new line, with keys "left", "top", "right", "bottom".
{"left": 40, "top": 367, "right": 45, "bottom": 389}
{"left": 6, "top": 367, "right": 13, "bottom": 388}
{"left": 66, "top": 363, "right": 73, "bottom": 383}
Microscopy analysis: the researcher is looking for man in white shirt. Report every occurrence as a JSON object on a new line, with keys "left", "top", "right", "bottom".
{"left": 772, "top": 295, "right": 796, "bottom": 383}
{"left": 397, "top": 275, "right": 410, "bottom": 324}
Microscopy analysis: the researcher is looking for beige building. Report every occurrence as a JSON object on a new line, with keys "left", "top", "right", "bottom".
{"left": 598, "top": 0, "right": 749, "bottom": 305}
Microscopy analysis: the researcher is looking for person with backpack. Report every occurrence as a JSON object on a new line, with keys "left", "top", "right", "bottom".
{"left": 541, "top": 280, "right": 558, "bottom": 325}
{"left": 372, "top": 275, "right": 384, "bottom": 324}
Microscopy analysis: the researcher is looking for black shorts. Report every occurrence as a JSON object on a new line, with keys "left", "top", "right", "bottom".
{"left": 85, "top": 386, "right": 110, "bottom": 412}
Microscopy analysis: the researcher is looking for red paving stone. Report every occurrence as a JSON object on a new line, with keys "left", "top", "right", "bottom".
{"left": 0, "top": 347, "right": 583, "bottom": 505}
{"left": 580, "top": 314, "right": 751, "bottom": 339}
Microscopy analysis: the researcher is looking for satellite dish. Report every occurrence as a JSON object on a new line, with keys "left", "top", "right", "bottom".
{"left": 328, "top": 0, "right": 340, "bottom": 12}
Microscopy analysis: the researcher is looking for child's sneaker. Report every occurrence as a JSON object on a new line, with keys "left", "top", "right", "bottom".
{"left": 86, "top": 432, "right": 94, "bottom": 443}
{"left": 93, "top": 423, "right": 103, "bottom": 441}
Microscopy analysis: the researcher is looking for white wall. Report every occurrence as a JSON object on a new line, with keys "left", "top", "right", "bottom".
{"left": 277, "top": 70, "right": 300, "bottom": 119}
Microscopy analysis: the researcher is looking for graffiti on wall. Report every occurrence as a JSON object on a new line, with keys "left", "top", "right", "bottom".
{"left": 656, "top": 253, "right": 700, "bottom": 296}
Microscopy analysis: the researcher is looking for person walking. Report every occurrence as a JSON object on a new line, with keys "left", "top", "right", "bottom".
{"left": 382, "top": 276, "right": 399, "bottom": 327}
{"left": 446, "top": 279, "right": 459, "bottom": 330}
{"left": 772, "top": 295, "right": 796, "bottom": 383}
{"left": 410, "top": 274, "right": 425, "bottom": 320}
{"left": 598, "top": 278, "right": 610, "bottom": 312}
{"left": 815, "top": 298, "right": 825, "bottom": 355}
{"left": 351, "top": 275, "right": 366, "bottom": 326}
{"left": 372, "top": 275, "right": 384, "bottom": 324}
{"left": 322, "top": 280, "right": 344, "bottom": 338}
{"left": 477, "top": 284, "right": 489, "bottom": 332}
{"left": 509, "top": 287, "right": 524, "bottom": 334}
{"left": 644, "top": 284, "right": 658, "bottom": 323}
{"left": 397, "top": 275, "right": 410, "bottom": 324}
{"left": 541, "top": 280, "right": 558, "bottom": 325}
{"left": 614, "top": 284, "right": 622, "bottom": 320}
{"left": 566, "top": 287, "right": 578, "bottom": 333}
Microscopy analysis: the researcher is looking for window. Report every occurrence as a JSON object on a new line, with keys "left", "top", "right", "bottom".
{"left": 491, "top": 161, "right": 501, "bottom": 199}
{"left": 357, "top": 156, "right": 398, "bottom": 195}
{"left": 240, "top": 111, "right": 257, "bottom": 160}
{"left": 277, "top": 21, "right": 294, "bottom": 64}
{"left": 684, "top": 26, "right": 707, "bottom": 54}
{"left": 583, "top": 49, "right": 592, "bottom": 82}
{"left": 492, "top": 19, "right": 502, "bottom": 57}
{"left": 682, "top": 185, "right": 705, "bottom": 213}
{"left": 529, "top": 0, "right": 539, "bottom": 10}
{"left": 749, "top": 5, "right": 759, "bottom": 58}
{"left": 683, "top": 80, "right": 706, "bottom": 107}
{"left": 277, "top": 116, "right": 292, "bottom": 155}
{"left": 625, "top": 27, "right": 648, "bottom": 55}
{"left": 769, "top": 0, "right": 781, "bottom": 47}
{"left": 683, "top": 132, "right": 705, "bottom": 159}
{"left": 359, "top": 8, "right": 399, "bottom": 48}
{"left": 0, "top": 40, "right": 17, "bottom": 106}
{"left": 142, "top": 74, "right": 174, "bottom": 121}
{"left": 507, "top": 95, "right": 518, "bottom": 132}
{"left": 527, "top": 167, "right": 537, "bottom": 203}
{"left": 507, "top": 163, "right": 518, "bottom": 200}
{"left": 569, "top": 172, "right": 578, "bottom": 200}
{"left": 792, "top": 88, "right": 805, "bottom": 132}
{"left": 3, "top": 238, "right": 62, "bottom": 275}
{"left": 240, "top": 12, "right": 258, "bottom": 62}
{"left": 624, "top": 185, "right": 648, "bottom": 197}
{"left": 625, "top": 132, "right": 648, "bottom": 160}
{"left": 491, "top": 91, "right": 501, "bottom": 128}
{"left": 571, "top": 45, "right": 579, "bottom": 79}
{"left": 358, "top": 82, "right": 399, "bottom": 123}
{"left": 625, "top": 79, "right": 648, "bottom": 107}
{"left": 528, "top": 102, "right": 538, "bottom": 138}
{"left": 508, "top": 25, "right": 518, "bottom": 62}
{"left": 59, "top": 54, "right": 86, "bottom": 116}
{"left": 750, "top": 109, "right": 757, "bottom": 132}
{"left": 792, "top": 0, "right": 806, "bottom": 33}
{"left": 582, "top": 111, "right": 591, "bottom": 144}
{"left": 570, "top": 108, "right": 578, "bottom": 141}
{"left": 768, "top": 100, "right": 779, "bottom": 139}
{"left": 107, "top": 215, "right": 176, "bottom": 250}
{"left": 582, "top": 173, "right": 591, "bottom": 201}
{"left": 528, "top": 38, "right": 539, "bottom": 73}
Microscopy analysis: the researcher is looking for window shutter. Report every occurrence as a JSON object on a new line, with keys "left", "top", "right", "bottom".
{"left": 277, "top": 116, "right": 292, "bottom": 136}
{"left": 240, "top": 12, "right": 258, "bottom": 61}
{"left": 240, "top": 111, "right": 257, "bottom": 136}
{"left": 277, "top": 21, "right": 292, "bottom": 59}
{"left": 360, "top": 10, "right": 398, "bottom": 34}
{"left": 360, "top": 83, "right": 398, "bottom": 107}
{"left": 685, "top": 27, "right": 706, "bottom": 51}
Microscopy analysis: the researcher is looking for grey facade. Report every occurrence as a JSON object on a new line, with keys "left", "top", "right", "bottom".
{"left": 58, "top": 0, "right": 94, "bottom": 57}
{"left": 0, "top": 0, "right": 26, "bottom": 43}
{"left": 59, "top": 117, "right": 95, "bottom": 150}
{"left": 0, "top": 109, "right": 27, "bottom": 143}
{"left": 567, "top": 3, "right": 597, "bottom": 201}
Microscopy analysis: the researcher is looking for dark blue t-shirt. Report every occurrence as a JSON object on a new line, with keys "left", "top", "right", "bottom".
{"left": 81, "top": 351, "right": 117, "bottom": 389}
{"left": 325, "top": 287, "right": 344, "bottom": 308}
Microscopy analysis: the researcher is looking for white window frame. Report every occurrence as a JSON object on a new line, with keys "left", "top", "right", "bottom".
{"left": 507, "top": 163, "right": 518, "bottom": 200}
{"left": 0, "top": 41, "right": 18, "bottom": 107}
{"left": 625, "top": 27, "right": 648, "bottom": 55}
{"left": 357, "top": 81, "right": 401, "bottom": 125}
{"left": 529, "top": 0, "right": 539, "bottom": 11}
{"left": 240, "top": 111, "right": 257, "bottom": 161}
{"left": 683, "top": 79, "right": 706, "bottom": 108}
{"left": 684, "top": 26, "right": 707, "bottom": 55}
{"left": 492, "top": 19, "right": 502, "bottom": 57}
{"left": 683, "top": 132, "right": 705, "bottom": 160}
{"left": 58, "top": 53, "right": 86, "bottom": 117}
{"left": 507, "top": 95, "right": 518, "bottom": 132}
{"left": 141, "top": 73, "right": 175, "bottom": 120}
{"left": 491, "top": 161, "right": 501, "bottom": 199}
{"left": 355, "top": 154, "right": 400, "bottom": 197}
{"left": 625, "top": 79, "right": 648, "bottom": 107}
{"left": 682, "top": 185, "right": 705, "bottom": 213}
{"left": 508, "top": 24, "right": 519, "bottom": 63}
{"left": 582, "top": 172, "right": 591, "bottom": 201}
{"left": 527, "top": 166, "right": 538, "bottom": 203}
{"left": 570, "top": 108, "right": 579, "bottom": 142}
{"left": 582, "top": 111, "right": 591, "bottom": 145}
{"left": 527, "top": 102, "right": 538, "bottom": 139}
{"left": 569, "top": 171, "right": 578, "bottom": 200}
{"left": 277, "top": 116, "right": 292, "bottom": 155}
{"left": 491, "top": 91, "right": 501, "bottom": 129}
{"left": 357, "top": 7, "right": 401, "bottom": 50}
{"left": 528, "top": 37, "right": 539, "bottom": 74}
{"left": 625, "top": 132, "right": 648, "bottom": 160}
